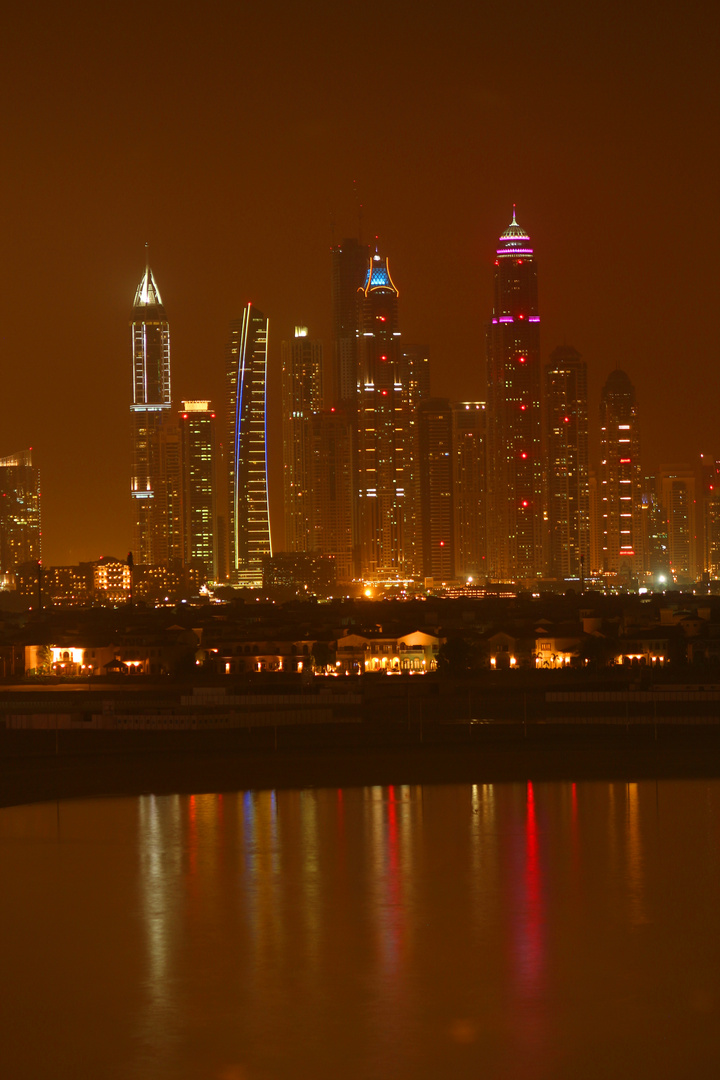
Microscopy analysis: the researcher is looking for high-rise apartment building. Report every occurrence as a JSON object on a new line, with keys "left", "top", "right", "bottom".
{"left": 225, "top": 304, "right": 272, "bottom": 586}
{"left": 642, "top": 475, "right": 671, "bottom": 579}
{"left": 282, "top": 328, "right": 323, "bottom": 552}
{"left": 179, "top": 401, "right": 217, "bottom": 578}
{"left": 599, "top": 369, "right": 644, "bottom": 577}
{"left": 355, "top": 249, "right": 414, "bottom": 579}
{"left": 331, "top": 238, "right": 370, "bottom": 407}
{"left": 545, "top": 346, "right": 590, "bottom": 580}
{"left": 419, "top": 399, "right": 455, "bottom": 582}
{"left": 452, "top": 402, "right": 486, "bottom": 580}
{"left": 485, "top": 210, "right": 542, "bottom": 581}
{"left": 700, "top": 455, "right": 720, "bottom": 578}
{"left": 0, "top": 449, "right": 41, "bottom": 572}
{"left": 130, "top": 252, "right": 171, "bottom": 564}
{"left": 399, "top": 344, "right": 430, "bottom": 576}
{"left": 659, "top": 465, "right": 697, "bottom": 583}
{"left": 152, "top": 422, "right": 182, "bottom": 568}
{"left": 588, "top": 468, "right": 602, "bottom": 575}
{"left": 309, "top": 408, "right": 354, "bottom": 582}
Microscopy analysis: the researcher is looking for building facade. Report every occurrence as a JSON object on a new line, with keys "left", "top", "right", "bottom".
{"left": 225, "top": 304, "right": 272, "bottom": 586}
{"left": 179, "top": 401, "right": 217, "bottom": 579}
{"left": 659, "top": 465, "right": 697, "bottom": 583}
{"left": 419, "top": 398, "right": 455, "bottom": 582}
{"left": 282, "top": 328, "right": 323, "bottom": 553}
{"left": 355, "top": 250, "right": 414, "bottom": 580}
{"left": 545, "top": 346, "right": 590, "bottom": 580}
{"left": 0, "top": 449, "right": 41, "bottom": 573}
{"left": 330, "top": 238, "right": 370, "bottom": 407}
{"left": 309, "top": 409, "right": 354, "bottom": 581}
{"left": 701, "top": 456, "right": 720, "bottom": 578}
{"left": 130, "top": 253, "right": 172, "bottom": 564}
{"left": 452, "top": 402, "right": 486, "bottom": 580}
{"left": 485, "top": 210, "right": 542, "bottom": 581}
{"left": 599, "top": 369, "right": 644, "bottom": 577}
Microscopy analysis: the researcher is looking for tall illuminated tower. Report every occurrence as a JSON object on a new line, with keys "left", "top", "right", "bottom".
{"left": 419, "top": 399, "right": 455, "bottom": 581}
{"left": 179, "top": 401, "right": 217, "bottom": 579}
{"left": 701, "top": 455, "right": 720, "bottom": 578}
{"left": 0, "top": 449, "right": 41, "bottom": 572}
{"left": 355, "top": 249, "right": 413, "bottom": 579}
{"left": 545, "top": 346, "right": 589, "bottom": 579}
{"left": 130, "top": 250, "right": 171, "bottom": 564}
{"left": 485, "top": 209, "right": 542, "bottom": 581}
{"left": 599, "top": 369, "right": 643, "bottom": 577}
{"left": 226, "top": 304, "right": 271, "bottom": 586}
{"left": 659, "top": 465, "right": 697, "bottom": 583}
{"left": 282, "top": 328, "right": 323, "bottom": 552}
{"left": 452, "top": 402, "right": 486, "bottom": 579}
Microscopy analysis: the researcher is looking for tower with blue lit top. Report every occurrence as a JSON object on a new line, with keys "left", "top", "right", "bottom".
{"left": 485, "top": 209, "right": 542, "bottom": 581}
{"left": 355, "top": 249, "right": 416, "bottom": 579}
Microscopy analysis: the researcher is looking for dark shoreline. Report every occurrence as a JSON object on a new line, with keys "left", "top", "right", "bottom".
{"left": 3, "top": 723, "right": 720, "bottom": 807}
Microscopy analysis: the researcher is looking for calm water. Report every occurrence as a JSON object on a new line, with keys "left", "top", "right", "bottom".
{"left": 2, "top": 781, "right": 720, "bottom": 1078}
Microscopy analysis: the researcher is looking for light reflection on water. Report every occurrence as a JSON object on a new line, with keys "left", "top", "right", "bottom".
{"left": 2, "top": 780, "right": 720, "bottom": 1078}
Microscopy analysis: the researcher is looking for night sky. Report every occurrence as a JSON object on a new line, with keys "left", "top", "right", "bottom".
{"left": 1, "top": 0, "right": 718, "bottom": 564}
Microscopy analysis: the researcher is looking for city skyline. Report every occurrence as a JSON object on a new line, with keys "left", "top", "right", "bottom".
{"left": 0, "top": 0, "right": 717, "bottom": 565}
{"left": 0, "top": 215, "right": 714, "bottom": 590}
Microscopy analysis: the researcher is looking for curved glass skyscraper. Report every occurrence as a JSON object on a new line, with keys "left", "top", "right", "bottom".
{"left": 225, "top": 303, "right": 272, "bottom": 586}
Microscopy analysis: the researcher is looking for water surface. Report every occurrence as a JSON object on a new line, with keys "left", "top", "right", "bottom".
{"left": 2, "top": 781, "right": 720, "bottom": 1078}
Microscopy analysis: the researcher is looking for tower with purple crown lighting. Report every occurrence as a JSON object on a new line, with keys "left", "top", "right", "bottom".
{"left": 485, "top": 209, "right": 542, "bottom": 581}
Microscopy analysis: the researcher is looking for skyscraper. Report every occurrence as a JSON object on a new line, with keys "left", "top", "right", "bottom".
{"left": 419, "top": 399, "right": 455, "bottom": 582}
{"left": 545, "top": 346, "right": 590, "bottom": 579}
{"left": 331, "top": 238, "right": 370, "bottom": 407}
{"left": 659, "top": 465, "right": 697, "bottom": 583}
{"left": 0, "top": 449, "right": 41, "bottom": 572}
{"left": 399, "top": 344, "right": 430, "bottom": 576}
{"left": 309, "top": 408, "right": 354, "bottom": 582}
{"left": 130, "top": 252, "right": 171, "bottom": 565}
{"left": 355, "top": 249, "right": 413, "bottom": 579}
{"left": 282, "top": 328, "right": 323, "bottom": 552}
{"left": 642, "top": 474, "right": 670, "bottom": 580}
{"left": 179, "top": 401, "right": 217, "bottom": 579}
{"left": 452, "top": 402, "right": 486, "bottom": 580}
{"left": 226, "top": 304, "right": 271, "bottom": 586}
{"left": 700, "top": 455, "right": 720, "bottom": 578}
{"left": 599, "top": 369, "right": 644, "bottom": 577}
{"left": 485, "top": 210, "right": 542, "bottom": 581}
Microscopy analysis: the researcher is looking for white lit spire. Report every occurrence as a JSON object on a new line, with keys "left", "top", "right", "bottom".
{"left": 133, "top": 243, "right": 164, "bottom": 307}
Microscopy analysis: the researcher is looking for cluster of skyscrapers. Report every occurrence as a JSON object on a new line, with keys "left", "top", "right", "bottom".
{"left": 281, "top": 213, "right": 708, "bottom": 590}
{"left": 126, "top": 214, "right": 720, "bottom": 592}
{"left": 3, "top": 211, "right": 715, "bottom": 595}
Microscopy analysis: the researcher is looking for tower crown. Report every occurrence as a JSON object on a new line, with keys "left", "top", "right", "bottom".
{"left": 497, "top": 207, "right": 533, "bottom": 258}
{"left": 362, "top": 252, "right": 398, "bottom": 296}
{"left": 133, "top": 266, "right": 164, "bottom": 308}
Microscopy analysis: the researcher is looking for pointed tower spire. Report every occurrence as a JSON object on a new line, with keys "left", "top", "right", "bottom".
{"left": 133, "top": 246, "right": 164, "bottom": 308}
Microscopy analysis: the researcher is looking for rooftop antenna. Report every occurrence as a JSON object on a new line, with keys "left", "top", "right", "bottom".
{"left": 512, "top": 203, "right": 517, "bottom": 225}
{"left": 145, "top": 241, "right": 149, "bottom": 273}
